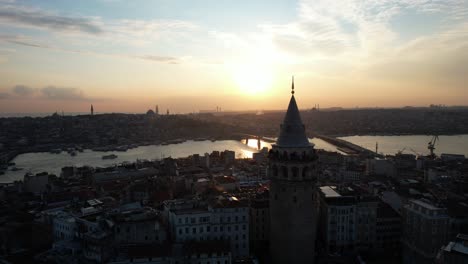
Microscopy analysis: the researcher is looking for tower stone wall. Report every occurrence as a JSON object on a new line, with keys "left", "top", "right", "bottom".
{"left": 269, "top": 80, "right": 318, "bottom": 264}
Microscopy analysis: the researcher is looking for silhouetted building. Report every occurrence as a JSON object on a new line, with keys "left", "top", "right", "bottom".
{"left": 249, "top": 195, "right": 270, "bottom": 255}
{"left": 436, "top": 234, "right": 468, "bottom": 264}
{"left": 402, "top": 199, "right": 450, "bottom": 264}
{"left": 317, "top": 185, "right": 379, "bottom": 254}
{"left": 269, "top": 78, "right": 318, "bottom": 263}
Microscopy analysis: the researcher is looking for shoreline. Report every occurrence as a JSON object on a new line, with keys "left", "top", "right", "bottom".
{"left": 4, "top": 133, "right": 468, "bottom": 163}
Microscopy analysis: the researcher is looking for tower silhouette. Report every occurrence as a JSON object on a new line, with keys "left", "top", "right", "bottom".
{"left": 269, "top": 77, "right": 318, "bottom": 263}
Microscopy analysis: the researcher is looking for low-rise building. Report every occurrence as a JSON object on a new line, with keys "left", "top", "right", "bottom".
{"left": 436, "top": 233, "right": 468, "bottom": 264}
{"left": 164, "top": 196, "right": 249, "bottom": 259}
{"left": 402, "top": 199, "right": 450, "bottom": 264}
{"left": 318, "top": 185, "right": 379, "bottom": 254}
{"left": 52, "top": 211, "right": 77, "bottom": 242}
{"left": 113, "top": 207, "right": 167, "bottom": 245}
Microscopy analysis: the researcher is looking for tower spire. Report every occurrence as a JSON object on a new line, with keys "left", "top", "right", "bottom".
{"left": 276, "top": 77, "right": 309, "bottom": 148}
{"left": 291, "top": 76, "right": 295, "bottom": 95}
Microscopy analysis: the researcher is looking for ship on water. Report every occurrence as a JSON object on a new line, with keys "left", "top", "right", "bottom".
{"left": 102, "top": 154, "right": 118, "bottom": 160}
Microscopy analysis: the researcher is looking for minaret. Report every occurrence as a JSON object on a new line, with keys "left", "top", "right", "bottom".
{"left": 91, "top": 104, "right": 94, "bottom": 115}
{"left": 156, "top": 105, "right": 159, "bottom": 115}
{"left": 269, "top": 77, "right": 318, "bottom": 264}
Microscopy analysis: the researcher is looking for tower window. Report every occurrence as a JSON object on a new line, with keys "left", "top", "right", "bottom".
{"left": 292, "top": 167, "right": 299, "bottom": 178}
{"left": 281, "top": 166, "right": 288, "bottom": 178}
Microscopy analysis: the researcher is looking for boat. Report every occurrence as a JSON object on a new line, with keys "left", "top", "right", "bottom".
{"left": 102, "top": 154, "right": 118, "bottom": 160}
{"left": 115, "top": 145, "right": 129, "bottom": 151}
{"left": 50, "top": 148, "right": 62, "bottom": 154}
{"left": 167, "top": 139, "right": 185, "bottom": 144}
{"left": 70, "top": 151, "right": 77, "bottom": 156}
{"left": 11, "top": 167, "right": 23, "bottom": 171}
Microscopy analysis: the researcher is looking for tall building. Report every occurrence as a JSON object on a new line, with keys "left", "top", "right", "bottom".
{"left": 268, "top": 77, "right": 319, "bottom": 263}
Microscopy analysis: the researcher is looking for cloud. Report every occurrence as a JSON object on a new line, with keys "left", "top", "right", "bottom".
{"left": 40, "top": 86, "right": 87, "bottom": 100}
{"left": 0, "top": 34, "right": 49, "bottom": 47}
{"left": 0, "top": 34, "right": 183, "bottom": 65}
{"left": 1, "top": 85, "right": 106, "bottom": 102}
{"left": 0, "top": 92, "right": 9, "bottom": 99}
{"left": 365, "top": 23, "right": 468, "bottom": 88}
{"left": 0, "top": 5, "right": 104, "bottom": 35}
{"left": 0, "top": 3, "right": 200, "bottom": 65}
{"left": 12, "top": 85, "right": 36, "bottom": 96}
{"left": 0, "top": 3, "right": 197, "bottom": 41}
{"left": 136, "top": 55, "right": 180, "bottom": 64}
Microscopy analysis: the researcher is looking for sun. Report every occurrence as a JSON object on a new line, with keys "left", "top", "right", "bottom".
{"left": 232, "top": 63, "right": 273, "bottom": 95}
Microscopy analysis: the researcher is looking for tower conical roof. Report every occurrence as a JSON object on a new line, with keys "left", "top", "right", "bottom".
{"left": 276, "top": 79, "right": 310, "bottom": 148}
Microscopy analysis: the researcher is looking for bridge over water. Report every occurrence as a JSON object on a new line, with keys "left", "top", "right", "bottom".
{"left": 233, "top": 132, "right": 382, "bottom": 157}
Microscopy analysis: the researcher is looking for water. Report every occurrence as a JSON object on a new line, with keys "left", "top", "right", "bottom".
{"left": 0, "top": 138, "right": 339, "bottom": 183}
{"left": 3, "top": 135, "right": 467, "bottom": 183}
{"left": 340, "top": 135, "right": 468, "bottom": 157}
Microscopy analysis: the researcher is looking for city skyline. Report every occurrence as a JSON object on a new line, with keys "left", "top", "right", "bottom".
{"left": 1, "top": 0, "right": 468, "bottom": 113}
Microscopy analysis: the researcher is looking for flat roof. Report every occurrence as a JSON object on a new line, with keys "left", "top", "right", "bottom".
{"left": 320, "top": 186, "right": 341, "bottom": 198}
{"left": 411, "top": 199, "right": 444, "bottom": 210}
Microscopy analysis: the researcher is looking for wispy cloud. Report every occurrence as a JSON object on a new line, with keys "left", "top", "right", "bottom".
{"left": 0, "top": 2, "right": 199, "bottom": 63}
{"left": 0, "top": 85, "right": 99, "bottom": 101}
{"left": 135, "top": 55, "right": 180, "bottom": 64}
{"left": 0, "top": 5, "right": 104, "bottom": 35}
{"left": 12, "top": 84, "right": 36, "bottom": 96}
{"left": 0, "top": 34, "right": 183, "bottom": 65}
{"left": 41, "top": 86, "right": 86, "bottom": 100}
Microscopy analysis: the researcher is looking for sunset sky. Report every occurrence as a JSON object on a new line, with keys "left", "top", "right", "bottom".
{"left": 1, "top": 0, "right": 468, "bottom": 114}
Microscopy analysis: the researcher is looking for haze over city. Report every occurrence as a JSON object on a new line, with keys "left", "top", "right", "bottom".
{"left": 1, "top": 0, "right": 468, "bottom": 113}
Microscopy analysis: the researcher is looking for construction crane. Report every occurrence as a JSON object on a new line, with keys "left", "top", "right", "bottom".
{"left": 397, "top": 147, "right": 406, "bottom": 155}
{"left": 409, "top": 148, "right": 422, "bottom": 156}
{"left": 428, "top": 135, "right": 439, "bottom": 158}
